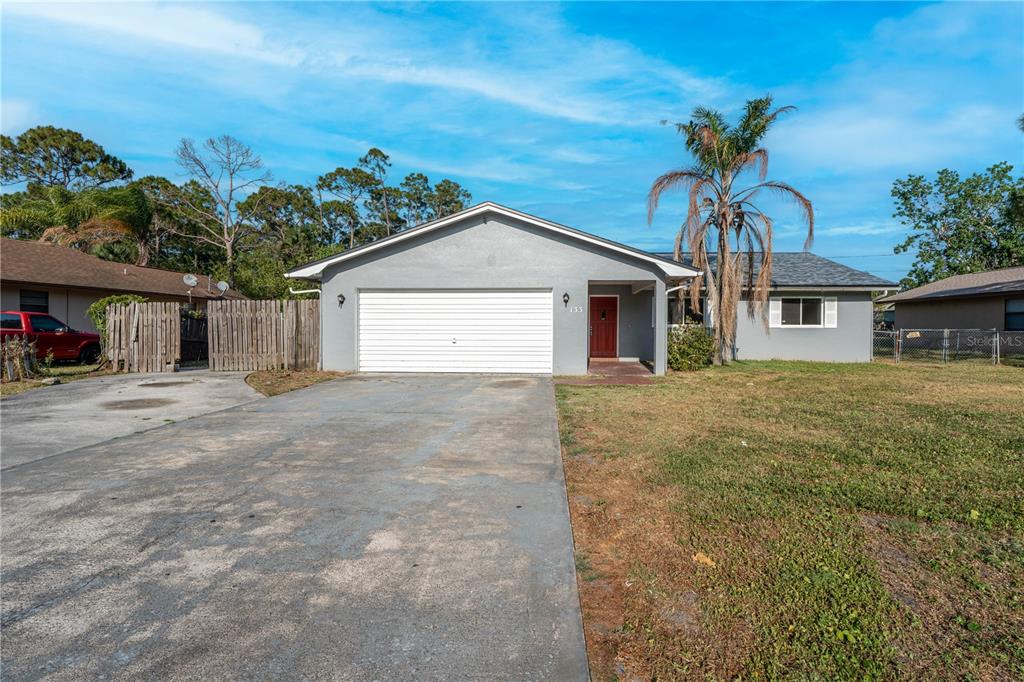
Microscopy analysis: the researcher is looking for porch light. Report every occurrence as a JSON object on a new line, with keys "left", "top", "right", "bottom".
{"left": 562, "top": 292, "right": 570, "bottom": 307}
{"left": 337, "top": 293, "right": 346, "bottom": 307}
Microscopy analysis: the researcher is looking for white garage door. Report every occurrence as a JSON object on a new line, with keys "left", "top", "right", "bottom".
{"left": 358, "top": 290, "right": 553, "bottom": 373}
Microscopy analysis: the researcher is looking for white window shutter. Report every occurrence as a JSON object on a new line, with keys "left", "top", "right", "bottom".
{"left": 824, "top": 297, "right": 838, "bottom": 328}
{"left": 769, "top": 298, "right": 782, "bottom": 328}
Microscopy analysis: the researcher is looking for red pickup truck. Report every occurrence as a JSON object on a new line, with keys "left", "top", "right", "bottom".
{"left": 0, "top": 311, "right": 102, "bottom": 363}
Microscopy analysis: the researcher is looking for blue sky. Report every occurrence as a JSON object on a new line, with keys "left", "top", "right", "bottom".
{"left": 2, "top": 2, "right": 1022, "bottom": 282}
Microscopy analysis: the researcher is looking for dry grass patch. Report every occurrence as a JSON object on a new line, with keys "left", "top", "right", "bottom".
{"left": 245, "top": 369, "right": 346, "bottom": 397}
{"left": 558, "top": 361, "right": 1024, "bottom": 680}
{"left": 0, "top": 363, "right": 108, "bottom": 399}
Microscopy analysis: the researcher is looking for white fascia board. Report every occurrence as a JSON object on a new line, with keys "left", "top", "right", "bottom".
{"left": 285, "top": 202, "right": 702, "bottom": 280}
{"left": 770, "top": 286, "right": 891, "bottom": 292}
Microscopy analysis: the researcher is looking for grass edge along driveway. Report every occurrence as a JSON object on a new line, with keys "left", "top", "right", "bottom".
{"left": 557, "top": 361, "right": 1023, "bottom": 681}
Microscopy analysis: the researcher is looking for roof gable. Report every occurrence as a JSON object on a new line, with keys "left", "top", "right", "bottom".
{"left": 286, "top": 202, "right": 701, "bottom": 280}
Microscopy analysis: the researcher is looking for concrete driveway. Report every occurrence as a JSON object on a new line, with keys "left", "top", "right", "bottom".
{"left": 0, "top": 374, "right": 588, "bottom": 680}
{"left": 1, "top": 370, "right": 261, "bottom": 469}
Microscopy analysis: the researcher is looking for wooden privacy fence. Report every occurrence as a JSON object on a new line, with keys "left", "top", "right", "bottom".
{"left": 208, "top": 299, "right": 320, "bottom": 371}
{"left": 106, "top": 301, "right": 181, "bottom": 373}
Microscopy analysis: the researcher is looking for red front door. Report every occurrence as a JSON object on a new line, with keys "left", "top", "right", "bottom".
{"left": 589, "top": 296, "right": 618, "bottom": 358}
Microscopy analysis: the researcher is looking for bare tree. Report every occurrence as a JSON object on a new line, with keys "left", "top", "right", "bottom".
{"left": 164, "top": 135, "right": 272, "bottom": 285}
{"left": 359, "top": 148, "right": 396, "bottom": 237}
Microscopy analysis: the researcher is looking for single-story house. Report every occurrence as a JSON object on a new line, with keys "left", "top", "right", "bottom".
{"left": 878, "top": 266, "right": 1024, "bottom": 331}
{"left": 1, "top": 237, "right": 245, "bottom": 333}
{"left": 654, "top": 252, "right": 897, "bottom": 362}
{"left": 285, "top": 202, "right": 895, "bottom": 374}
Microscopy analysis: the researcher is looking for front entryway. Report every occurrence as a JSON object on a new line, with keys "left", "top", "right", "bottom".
{"left": 589, "top": 295, "right": 618, "bottom": 358}
{"left": 357, "top": 290, "right": 553, "bottom": 373}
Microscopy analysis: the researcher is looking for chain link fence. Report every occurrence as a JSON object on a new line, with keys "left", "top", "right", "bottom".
{"left": 873, "top": 329, "right": 1024, "bottom": 366}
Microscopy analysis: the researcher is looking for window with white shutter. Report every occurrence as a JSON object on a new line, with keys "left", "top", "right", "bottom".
{"left": 768, "top": 298, "right": 782, "bottom": 327}
{"left": 770, "top": 297, "right": 829, "bottom": 328}
{"left": 824, "top": 297, "right": 838, "bottom": 328}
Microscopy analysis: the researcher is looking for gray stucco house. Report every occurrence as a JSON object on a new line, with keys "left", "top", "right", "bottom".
{"left": 658, "top": 252, "right": 897, "bottom": 362}
{"left": 286, "top": 202, "right": 894, "bottom": 374}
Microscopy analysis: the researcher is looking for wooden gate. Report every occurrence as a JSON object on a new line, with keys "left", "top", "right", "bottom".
{"left": 207, "top": 300, "right": 320, "bottom": 371}
{"left": 106, "top": 301, "right": 181, "bottom": 373}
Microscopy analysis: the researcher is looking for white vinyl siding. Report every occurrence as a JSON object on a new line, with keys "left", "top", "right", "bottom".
{"left": 358, "top": 290, "right": 553, "bottom": 373}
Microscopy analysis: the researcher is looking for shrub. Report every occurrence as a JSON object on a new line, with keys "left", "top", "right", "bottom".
{"left": 2, "top": 337, "right": 38, "bottom": 382}
{"left": 86, "top": 294, "right": 147, "bottom": 342}
{"left": 667, "top": 323, "right": 714, "bottom": 371}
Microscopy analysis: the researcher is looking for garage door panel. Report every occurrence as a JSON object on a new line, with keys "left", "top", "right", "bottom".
{"left": 358, "top": 290, "right": 553, "bottom": 373}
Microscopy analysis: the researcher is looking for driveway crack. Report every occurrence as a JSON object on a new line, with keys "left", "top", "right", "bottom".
{"left": 1, "top": 567, "right": 119, "bottom": 629}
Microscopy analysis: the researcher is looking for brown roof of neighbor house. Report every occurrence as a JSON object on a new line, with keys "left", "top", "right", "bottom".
{"left": 878, "top": 266, "right": 1024, "bottom": 303}
{"left": 0, "top": 238, "right": 246, "bottom": 300}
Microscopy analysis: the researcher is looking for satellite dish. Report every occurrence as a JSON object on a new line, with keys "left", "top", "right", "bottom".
{"left": 216, "top": 281, "right": 229, "bottom": 293}
{"left": 183, "top": 273, "right": 199, "bottom": 288}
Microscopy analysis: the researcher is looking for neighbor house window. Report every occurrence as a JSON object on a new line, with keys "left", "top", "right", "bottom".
{"left": 780, "top": 297, "right": 822, "bottom": 326}
{"left": 1007, "top": 298, "right": 1024, "bottom": 331}
{"left": 19, "top": 289, "right": 48, "bottom": 313}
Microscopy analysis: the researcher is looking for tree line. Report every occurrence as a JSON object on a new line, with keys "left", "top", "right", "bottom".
{"left": 0, "top": 126, "right": 472, "bottom": 297}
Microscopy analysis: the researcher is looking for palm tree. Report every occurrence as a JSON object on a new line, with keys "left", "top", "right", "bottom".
{"left": 648, "top": 96, "right": 814, "bottom": 364}
{"left": 1, "top": 185, "right": 155, "bottom": 265}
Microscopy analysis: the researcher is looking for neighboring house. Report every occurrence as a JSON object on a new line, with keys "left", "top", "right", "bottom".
{"left": 878, "top": 266, "right": 1024, "bottom": 331}
{"left": 654, "top": 252, "right": 897, "bottom": 362}
{"left": 0, "top": 238, "right": 245, "bottom": 333}
{"left": 286, "top": 202, "right": 895, "bottom": 374}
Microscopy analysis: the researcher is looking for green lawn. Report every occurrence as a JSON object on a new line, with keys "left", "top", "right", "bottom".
{"left": 557, "top": 361, "right": 1023, "bottom": 681}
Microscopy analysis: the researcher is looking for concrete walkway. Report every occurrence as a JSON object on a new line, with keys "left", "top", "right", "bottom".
{"left": 0, "top": 370, "right": 261, "bottom": 469}
{"left": 0, "top": 374, "right": 588, "bottom": 680}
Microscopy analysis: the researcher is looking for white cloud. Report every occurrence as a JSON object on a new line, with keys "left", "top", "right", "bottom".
{"left": 3, "top": 2, "right": 728, "bottom": 127}
{"left": 819, "top": 223, "right": 906, "bottom": 237}
{"left": 1, "top": 99, "right": 36, "bottom": 134}
{"left": 552, "top": 180, "right": 592, "bottom": 192}
{"left": 773, "top": 101, "right": 1014, "bottom": 172}
{"left": 548, "top": 147, "right": 606, "bottom": 165}
{"left": 341, "top": 60, "right": 611, "bottom": 125}
{"left": 3, "top": 2, "right": 302, "bottom": 66}
{"left": 768, "top": 2, "right": 1022, "bottom": 175}
{"left": 388, "top": 150, "right": 536, "bottom": 184}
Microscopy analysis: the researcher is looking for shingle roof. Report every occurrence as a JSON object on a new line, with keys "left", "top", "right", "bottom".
{"left": 877, "top": 266, "right": 1024, "bottom": 303}
{"left": 650, "top": 251, "right": 897, "bottom": 288}
{"left": 0, "top": 238, "right": 246, "bottom": 300}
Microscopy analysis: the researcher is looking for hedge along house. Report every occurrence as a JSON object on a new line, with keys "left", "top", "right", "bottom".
{"left": 286, "top": 202, "right": 701, "bottom": 375}
{"left": 655, "top": 252, "right": 897, "bottom": 362}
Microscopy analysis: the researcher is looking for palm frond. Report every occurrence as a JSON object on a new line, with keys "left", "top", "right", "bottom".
{"left": 734, "top": 181, "right": 814, "bottom": 249}
{"left": 731, "top": 149, "right": 769, "bottom": 182}
{"left": 646, "top": 168, "right": 705, "bottom": 224}
{"left": 41, "top": 218, "right": 134, "bottom": 248}
{"left": 766, "top": 104, "right": 797, "bottom": 124}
